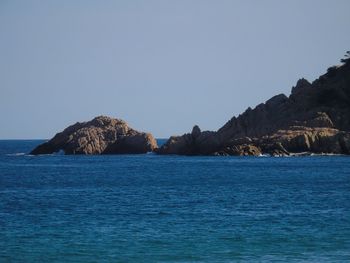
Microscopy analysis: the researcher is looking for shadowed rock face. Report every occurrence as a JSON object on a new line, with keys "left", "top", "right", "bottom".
{"left": 157, "top": 61, "right": 350, "bottom": 156}
{"left": 31, "top": 116, "right": 158, "bottom": 155}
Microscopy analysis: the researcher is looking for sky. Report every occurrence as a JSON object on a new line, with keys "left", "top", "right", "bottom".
{"left": 1, "top": 0, "right": 350, "bottom": 139}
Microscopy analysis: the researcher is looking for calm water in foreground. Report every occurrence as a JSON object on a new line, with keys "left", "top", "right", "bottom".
{"left": 0, "top": 140, "right": 350, "bottom": 262}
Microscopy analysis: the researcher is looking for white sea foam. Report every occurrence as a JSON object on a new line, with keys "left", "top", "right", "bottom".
{"left": 6, "top": 153, "right": 26, "bottom": 156}
{"left": 258, "top": 154, "right": 270, "bottom": 157}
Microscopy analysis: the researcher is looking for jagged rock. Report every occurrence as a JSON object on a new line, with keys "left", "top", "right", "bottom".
{"left": 155, "top": 130, "right": 220, "bottom": 155}
{"left": 155, "top": 134, "right": 193, "bottom": 155}
{"left": 291, "top": 78, "right": 312, "bottom": 96}
{"left": 260, "top": 141, "right": 290, "bottom": 156}
{"left": 229, "top": 144, "right": 262, "bottom": 156}
{"left": 259, "top": 127, "right": 348, "bottom": 154}
{"left": 226, "top": 137, "right": 252, "bottom": 146}
{"left": 265, "top": 94, "right": 288, "bottom": 108}
{"left": 303, "top": 112, "right": 334, "bottom": 128}
{"left": 213, "top": 144, "right": 261, "bottom": 156}
{"left": 31, "top": 116, "right": 157, "bottom": 155}
{"left": 157, "top": 59, "right": 350, "bottom": 156}
{"left": 191, "top": 125, "right": 201, "bottom": 139}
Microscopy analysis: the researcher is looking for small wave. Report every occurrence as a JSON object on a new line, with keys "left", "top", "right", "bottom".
{"left": 258, "top": 154, "right": 270, "bottom": 157}
{"left": 310, "top": 153, "right": 344, "bottom": 156}
{"left": 6, "top": 153, "right": 26, "bottom": 156}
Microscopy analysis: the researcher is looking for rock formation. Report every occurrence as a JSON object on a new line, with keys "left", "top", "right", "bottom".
{"left": 31, "top": 116, "right": 158, "bottom": 155}
{"left": 157, "top": 56, "right": 350, "bottom": 156}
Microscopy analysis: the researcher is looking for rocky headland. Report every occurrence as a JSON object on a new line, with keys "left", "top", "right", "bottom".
{"left": 31, "top": 116, "right": 157, "bottom": 155}
{"left": 157, "top": 55, "right": 350, "bottom": 156}
{"left": 31, "top": 53, "right": 350, "bottom": 156}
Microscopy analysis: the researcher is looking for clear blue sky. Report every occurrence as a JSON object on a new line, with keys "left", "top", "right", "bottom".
{"left": 1, "top": 0, "right": 349, "bottom": 139}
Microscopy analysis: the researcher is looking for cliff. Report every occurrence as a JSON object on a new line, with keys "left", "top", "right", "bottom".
{"left": 157, "top": 57, "right": 350, "bottom": 156}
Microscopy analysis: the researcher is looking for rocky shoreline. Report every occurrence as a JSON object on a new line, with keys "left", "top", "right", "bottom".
{"left": 32, "top": 55, "right": 350, "bottom": 156}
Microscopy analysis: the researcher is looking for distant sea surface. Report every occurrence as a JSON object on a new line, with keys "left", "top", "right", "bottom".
{"left": 1, "top": 140, "right": 350, "bottom": 262}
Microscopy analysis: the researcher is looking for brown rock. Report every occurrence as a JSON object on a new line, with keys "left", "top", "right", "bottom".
{"left": 158, "top": 55, "right": 350, "bottom": 156}
{"left": 31, "top": 116, "right": 158, "bottom": 155}
{"left": 260, "top": 142, "right": 290, "bottom": 156}
{"left": 264, "top": 127, "right": 347, "bottom": 154}
{"left": 229, "top": 144, "right": 262, "bottom": 156}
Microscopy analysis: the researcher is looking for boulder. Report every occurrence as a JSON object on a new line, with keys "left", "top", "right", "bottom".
{"left": 262, "top": 127, "right": 347, "bottom": 154}
{"left": 31, "top": 116, "right": 158, "bottom": 155}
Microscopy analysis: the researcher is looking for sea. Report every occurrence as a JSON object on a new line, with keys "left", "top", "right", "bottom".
{"left": 0, "top": 140, "right": 349, "bottom": 262}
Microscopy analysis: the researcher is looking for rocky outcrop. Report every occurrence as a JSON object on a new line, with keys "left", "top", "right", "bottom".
{"left": 31, "top": 116, "right": 158, "bottom": 155}
{"left": 157, "top": 56, "right": 350, "bottom": 156}
{"left": 259, "top": 127, "right": 350, "bottom": 156}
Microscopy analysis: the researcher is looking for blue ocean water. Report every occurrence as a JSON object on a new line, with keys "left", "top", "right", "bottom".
{"left": 0, "top": 140, "right": 349, "bottom": 262}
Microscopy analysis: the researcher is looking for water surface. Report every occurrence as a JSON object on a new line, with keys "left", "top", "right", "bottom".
{"left": 0, "top": 140, "right": 349, "bottom": 262}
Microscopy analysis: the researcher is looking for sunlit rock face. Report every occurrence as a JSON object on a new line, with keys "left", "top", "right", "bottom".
{"left": 31, "top": 116, "right": 158, "bottom": 155}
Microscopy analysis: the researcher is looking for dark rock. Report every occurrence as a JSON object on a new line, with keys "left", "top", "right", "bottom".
{"left": 31, "top": 116, "right": 157, "bottom": 155}
{"left": 265, "top": 94, "right": 288, "bottom": 108}
{"left": 191, "top": 125, "right": 201, "bottom": 139}
{"left": 291, "top": 78, "right": 312, "bottom": 96}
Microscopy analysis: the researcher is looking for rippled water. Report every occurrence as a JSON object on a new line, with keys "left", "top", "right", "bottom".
{"left": 0, "top": 140, "right": 350, "bottom": 262}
